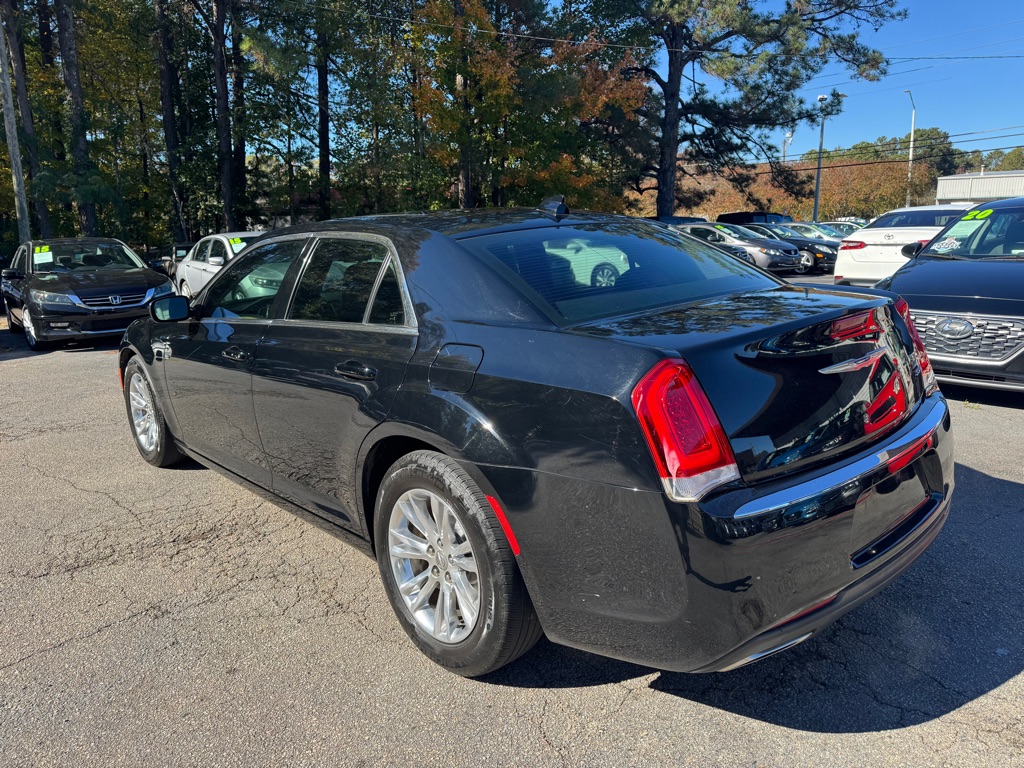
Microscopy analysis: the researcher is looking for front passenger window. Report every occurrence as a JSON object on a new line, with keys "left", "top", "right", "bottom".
{"left": 203, "top": 239, "right": 305, "bottom": 319}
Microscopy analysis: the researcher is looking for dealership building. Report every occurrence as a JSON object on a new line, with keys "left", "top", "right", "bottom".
{"left": 935, "top": 170, "right": 1024, "bottom": 205}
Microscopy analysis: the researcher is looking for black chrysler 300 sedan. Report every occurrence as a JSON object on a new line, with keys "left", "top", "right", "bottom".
{"left": 877, "top": 197, "right": 1024, "bottom": 392}
{"left": 119, "top": 203, "right": 954, "bottom": 676}
{"left": 2, "top": 238, "right": 174, "bottom": 350}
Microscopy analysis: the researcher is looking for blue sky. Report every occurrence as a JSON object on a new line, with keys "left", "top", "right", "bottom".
{"left": 777, "top": 0, "right": 1024, "bottom": 164}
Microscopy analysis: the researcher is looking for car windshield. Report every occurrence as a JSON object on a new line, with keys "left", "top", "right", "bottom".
{"left": 921, "top": 205, "right": 1024, "bottom": 260}
{"left": 789, "top": 224, "right": 825, "bottom": 239}
{"left": 865, "top": 209, "right": 963, "bottom": 229}
{"left": 228, "top": 235, "right": 259, "bottom": 254}
{"left": 712, "top": 223, "right": 761, "bottom": 239}
{"left": 767, "top": 225, "right": 804, "bottom": 238}
{"left": 31, "top": 242, "right": 145, "bottom": 273}
{"left": 463, "top": 222, "right": 777, "bottom": 324}
{"left": 810, "top": 223, "right": 844, "bottom": 238}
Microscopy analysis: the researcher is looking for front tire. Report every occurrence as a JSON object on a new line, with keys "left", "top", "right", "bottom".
{"left": 178, "top": 280, "right": 192, "bottom": 298}
{"left": 21, "top": 305, "right": 49, "bottom": 351}
{"left": 123, "top": 358, "right": 183, "bottom": 467}
{"left": 374, "top": 451, "right": 542, "bottom": 677}
{"left": 793, "top": 251, "right": 816, "bottom": 275}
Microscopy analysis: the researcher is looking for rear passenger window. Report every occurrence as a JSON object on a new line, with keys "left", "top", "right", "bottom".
{"left": 289, "top": 239, "right": 388, "bottom": 323}
{"left": 368, "top": 260, "right": 406, "bottom": 326}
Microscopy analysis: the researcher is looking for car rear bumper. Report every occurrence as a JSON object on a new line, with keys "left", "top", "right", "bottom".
{"left": 480, "top": 392, "right": 953, "bottom": 673}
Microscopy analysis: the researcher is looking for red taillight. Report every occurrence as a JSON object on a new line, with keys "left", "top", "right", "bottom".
{"left": 840, "top": 240, "right": 866, "bottom": 250}
{"left": 631, "top": 359, "right": 741, "bottom": 502}
{"left": 829, "top": 309, "right": 880, "bottom": 341}
{"left": 895, "top": 298, "right": 938, "bottom": 395}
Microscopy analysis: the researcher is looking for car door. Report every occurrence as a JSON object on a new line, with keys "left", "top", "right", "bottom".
{"left": 2, "top": 245, "right": 29, "bottom": 319}
{"left": 251, "top": 234, "right": 417, "bottom": 529}
{"left": 159, "top": 237, "right": 309, "bottom": 484}
{"left": 182, "top": 239, "right": 210, "bottom": 293}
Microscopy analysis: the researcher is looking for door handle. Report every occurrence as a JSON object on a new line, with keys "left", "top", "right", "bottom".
{"left": 222, "top": 346, "right": 249, "bottom": 362}
{"left": 334, "top": 360, "right": 377, "bottom": 381}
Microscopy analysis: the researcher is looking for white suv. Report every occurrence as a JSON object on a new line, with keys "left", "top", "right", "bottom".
{"left": 833, "top": 204, "right": 970, "bottom": 287}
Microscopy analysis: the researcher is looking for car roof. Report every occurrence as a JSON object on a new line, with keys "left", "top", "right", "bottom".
{"left": 206, "top": 231, "right": 263, "bottom": 239}
{"left": 27, "top": 237, "right": 128, "bottom": 245}
{"left": 875, "top": 203, "right": 972, "bottom": 215}
{"left": 246, "top": 210, "right": 644, "bottom": 244}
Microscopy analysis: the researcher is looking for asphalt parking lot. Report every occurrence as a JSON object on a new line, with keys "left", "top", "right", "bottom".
{"left": 1, "top": 291, "right": 1022, "bottom": 767}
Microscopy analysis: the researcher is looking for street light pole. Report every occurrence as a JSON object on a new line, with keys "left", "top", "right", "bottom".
{"left": 905, "top": 89, "right": 916, "bottom": 208}
{"left": 812, "top": 96, "right": 828, "bottom": 223}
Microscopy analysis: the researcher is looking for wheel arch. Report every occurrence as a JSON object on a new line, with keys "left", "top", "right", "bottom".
{"left": 356, "top": 423, "right": 507, "bottom": 555}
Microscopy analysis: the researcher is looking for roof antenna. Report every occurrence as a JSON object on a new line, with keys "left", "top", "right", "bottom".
{"left": 537, "top": 195, "right": 570, "bottom": 218}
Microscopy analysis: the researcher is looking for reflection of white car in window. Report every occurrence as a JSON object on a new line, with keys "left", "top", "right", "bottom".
{"left": 543, "top": 238, "right": 630, "bottom": 287}
{"left": 176, "top": 231, "right": 262, "bottom": 298}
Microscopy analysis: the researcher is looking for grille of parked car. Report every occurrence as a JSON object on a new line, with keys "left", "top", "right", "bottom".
{"left": 79, "top": 291, "right": 149, "bottom": 308}
{"left": 912, "top": 312, "right": 1024, "bottom": 360}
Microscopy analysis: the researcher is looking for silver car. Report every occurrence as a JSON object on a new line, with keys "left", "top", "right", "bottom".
{"left": 679, "top": 223, "right": 801, "bottom": 271}
{"left": 176, "top": 231, "right": 262, "bottom": 298}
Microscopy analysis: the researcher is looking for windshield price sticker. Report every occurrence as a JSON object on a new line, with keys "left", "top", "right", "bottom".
{"left": 961, "top": 209, "right": 993, "bottom": 221}
{"left": 33, "top": 245, "right": 50, "bottom": 254}
{"left": 229, "top": 237, "right": 243, "bottom": 244}
{"left": 944, "top": 219, "right": 986, "bottom": 240}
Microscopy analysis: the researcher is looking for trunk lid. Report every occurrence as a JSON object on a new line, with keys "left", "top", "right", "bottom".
{"left": 577, "top": 285, "right": 925, "bottom": 483}
{"left": 844, "top": 226, "right": 943, "bottom": 262}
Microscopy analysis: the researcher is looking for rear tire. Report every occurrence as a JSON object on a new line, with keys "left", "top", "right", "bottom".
{"left": 374, "top": 450, "right": 543, "bottom": 677}
{"left": 123, "top": 358, "right": 183, "bottom": 467}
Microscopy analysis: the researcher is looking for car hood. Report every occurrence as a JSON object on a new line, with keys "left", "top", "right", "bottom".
{"left": 778, "top": 236, "right": 841, "bottom": 251}
{"left": 886, "top": 256, "right": 1024, "bottom": 316}
{"left": 30, "top": 268, "right": 168, "bottom": 298}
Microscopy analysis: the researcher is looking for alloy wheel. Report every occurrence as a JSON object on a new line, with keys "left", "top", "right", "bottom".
{"left": 388, "top": 488, "right": 480, "bottom": 644}
{"left": 22, "top": 306, "right": 38, "bottom": 346}
{"left": 795, "top": 252, "right": 815, "bottom": 274}
{"left": 591, "top": 265, "right": 618, "bottom": 288}
{"left": 128, "top": 372, "right": 159, "bottom": 453}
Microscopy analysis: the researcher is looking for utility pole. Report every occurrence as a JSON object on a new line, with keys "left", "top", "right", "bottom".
{"left": 905, "top": 89, "right": 916, "bottom": 208}
{"left": 812, "top": 93, "right": 846, "bottom": 223}
{"left": 782, "top": 131, "right": 793, "bottom": 164}
{"left": 0, "top": 19, "right": 30, "bottom": 243}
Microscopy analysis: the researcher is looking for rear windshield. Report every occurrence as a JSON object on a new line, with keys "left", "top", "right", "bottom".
{"left": 922, "top": 205, "right": 1024, "bottom": 260}
{"left": 461, "top": 222, "right": 777, "bottom": 324}
{"left": 866, "top": 209, "right": 964, "bottom": 229}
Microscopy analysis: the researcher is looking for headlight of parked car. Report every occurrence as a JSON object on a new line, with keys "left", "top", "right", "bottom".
{"left": 151, "top": 282, "right": 174, "bottom": 299}
{"left": 29, "top": 289, "right": 74, "bottom": 306}
{"left": 817, "top": 246, "right": 836, "bottom": 255}
{"left": 759, "top": 248, "right": 782, "bottom": 256}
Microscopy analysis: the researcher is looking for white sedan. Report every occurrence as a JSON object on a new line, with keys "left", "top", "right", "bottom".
{"left": 176, "top": 231, "right": 262, "bottom": 298}
{"left": 833, "top": 204, "right": 969, "bottom": 287}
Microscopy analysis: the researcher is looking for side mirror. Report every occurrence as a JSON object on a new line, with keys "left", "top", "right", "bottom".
{"left": 150, "top": 295, "right": 190, "bottom": 322}
{"left": 901, "top": 242, "right": 924, "bottom": 259}
{"left": 208, "top": 256, "right": 225, "bottom": 267}
{"left": 2, "top": 268, "right": 25, "bottom": 280}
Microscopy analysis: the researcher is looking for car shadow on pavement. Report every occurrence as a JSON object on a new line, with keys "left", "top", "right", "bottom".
{"left": 489, "top": 463, "right": 1024, "bottom": 733}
